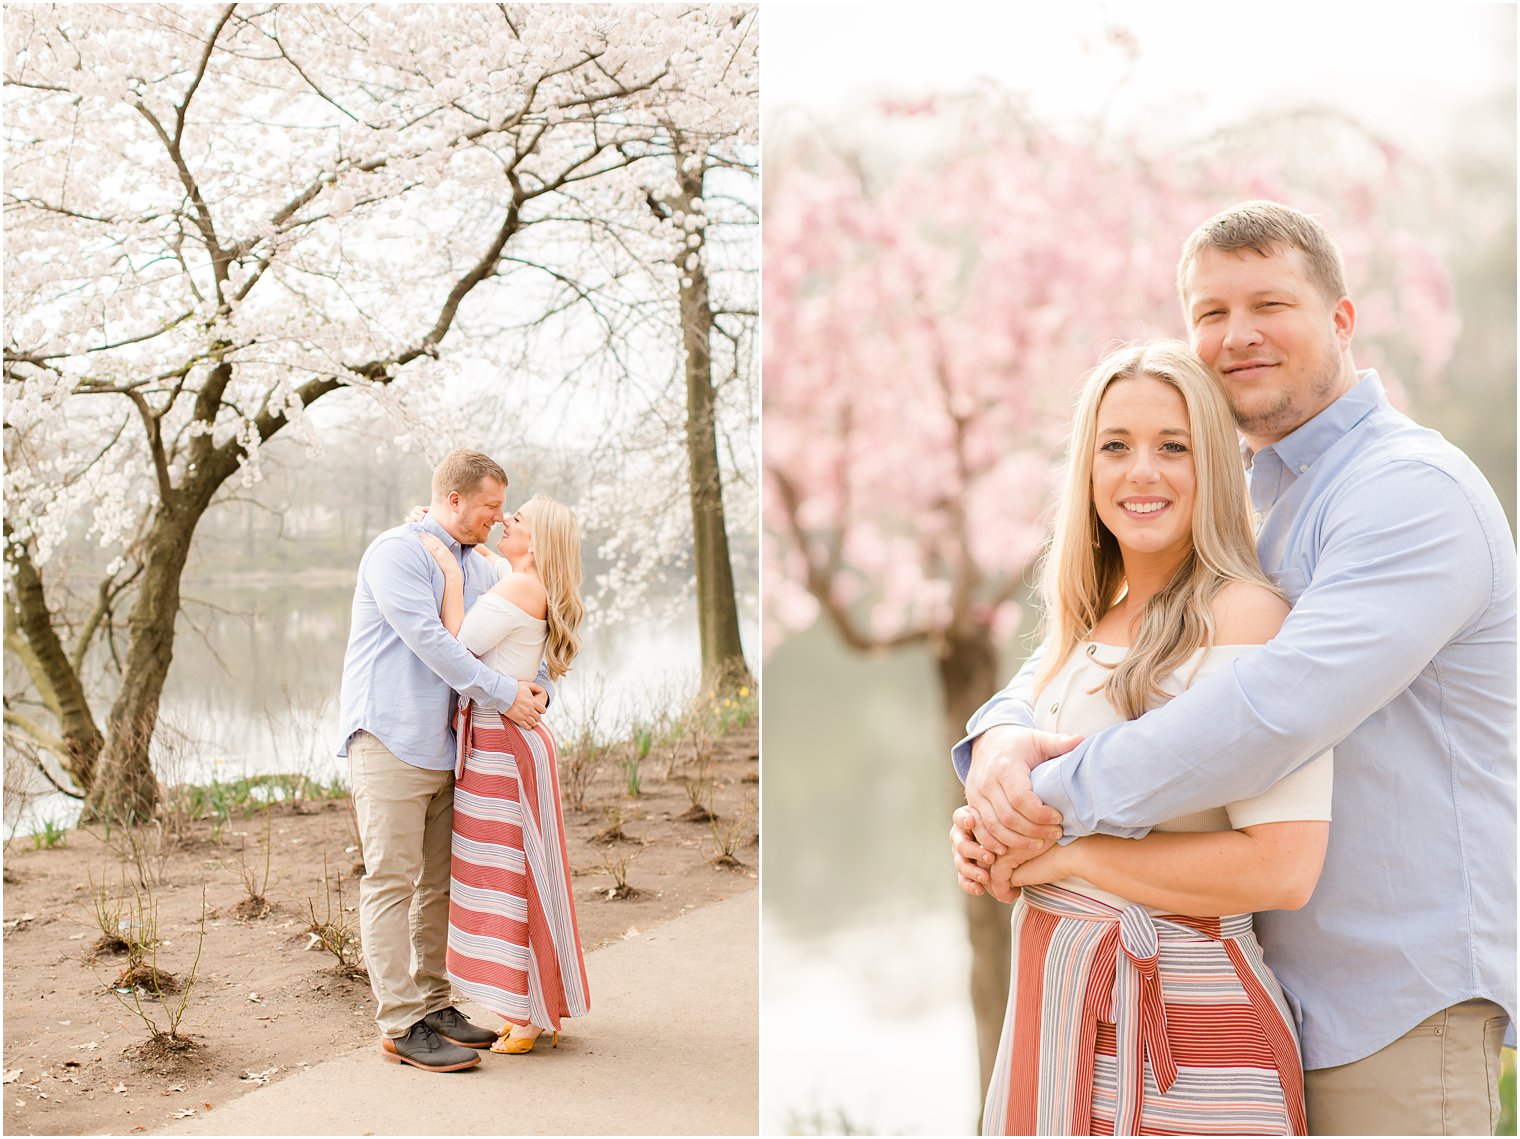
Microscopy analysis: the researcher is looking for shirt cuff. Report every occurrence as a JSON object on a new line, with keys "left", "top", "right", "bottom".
{"left": 951, "top": 709, "right": 1036, "bottom": 782}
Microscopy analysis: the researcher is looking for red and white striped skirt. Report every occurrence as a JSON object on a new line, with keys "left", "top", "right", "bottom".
{"left": 983, "top": 884, "right": 1306, "bottom": 1136}
{"left": 446, "top": 703, "right": 590, "bottom": 1031}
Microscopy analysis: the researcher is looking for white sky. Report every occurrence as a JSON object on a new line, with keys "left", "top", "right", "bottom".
{"left": 762, "top": 2, "right": 1515, "bottom": 153}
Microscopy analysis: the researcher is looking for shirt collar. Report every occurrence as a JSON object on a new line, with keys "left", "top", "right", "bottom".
{"left": 420, "top": 513, "right": 469, "bottom": 553}
{"left": 1251, "top": 369, "right": 1387, "bottom": 475}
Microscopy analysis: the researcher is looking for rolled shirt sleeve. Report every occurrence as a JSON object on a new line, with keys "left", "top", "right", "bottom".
{"left": 951, "top": 640, "right": 1044, "bottom": 782}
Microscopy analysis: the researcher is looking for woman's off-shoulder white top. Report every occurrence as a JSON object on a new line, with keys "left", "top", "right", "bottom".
{"left": 1036, "top": 641, "right": 1333, "bottom": 912}
{"left": 458, "top": 582, "right": 547, "bottom": 683}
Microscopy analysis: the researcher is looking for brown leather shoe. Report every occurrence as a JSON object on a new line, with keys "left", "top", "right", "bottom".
{"left": 423, "top": 1005, "right": 496, "bottom": 1048}
{"left": 380, "top": 1021, "right": 480, "bottom": 1072}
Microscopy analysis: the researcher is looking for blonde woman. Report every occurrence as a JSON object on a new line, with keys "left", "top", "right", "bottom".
{"left": 966, "top": 342, "right": 1330, "bottom": 1136}
{"left": 419, "top": 496, "right": 589, "bottom": 1055}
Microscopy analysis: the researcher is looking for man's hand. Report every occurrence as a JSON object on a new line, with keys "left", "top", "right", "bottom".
{"left": 964, "top": 725, "right": 1081, "bottom": 860}
{"left": 504, "top": 681, "right": 549, "bottom": 729}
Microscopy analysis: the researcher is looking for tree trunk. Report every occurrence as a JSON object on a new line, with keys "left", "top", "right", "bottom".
{"left": 82, "top": 496, "right": 202, "bottom": 823}
{"left": 935, "top": 626, "right": 1011, "bottom": 1111}
{"left": 676, "top": 158, "right": 750, "bottom": 689}
{"left": 3, "top": 522, "right": 105, "bottom": 791}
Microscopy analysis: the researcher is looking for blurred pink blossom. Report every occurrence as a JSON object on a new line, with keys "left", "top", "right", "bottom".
{"left": 765, "top": 100, "right": 1459, "bottom": 659}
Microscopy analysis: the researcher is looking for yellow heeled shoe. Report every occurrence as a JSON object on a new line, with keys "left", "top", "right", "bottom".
{"left": 490, "top": 1028, "right": 559, "bottom": 1055}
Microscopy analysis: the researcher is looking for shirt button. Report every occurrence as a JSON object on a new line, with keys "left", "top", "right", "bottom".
{"left": 1298, "top": 463, "right": 1309, "bottom": 473}
{"left": 1050, "top": 702, "right": 1060, "bottom": 715}
{"left": 1086, "top": 644, "right": 1098, "bottom": 656}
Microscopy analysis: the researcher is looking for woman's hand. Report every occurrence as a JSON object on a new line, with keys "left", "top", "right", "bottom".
{"left": 951, "top": 805, "right": 997, "bottom": 896}
{"left": 420, "top": 532, "right": 466, "bottom": 634}
{"left": 987, "top": 838, "right": 1069, "bottom": 900}
{"left": 418, "top": 532, "right": 461, "bottom": 581}
{"left": 406, "top": 504, "right": 428, "bottom": 525}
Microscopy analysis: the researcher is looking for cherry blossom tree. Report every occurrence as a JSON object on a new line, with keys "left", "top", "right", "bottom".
{"left": 642, "top": 125, "right": 756, "bottom": 686}
{"left": 525, "top": 18, "right": 759, "bottom": 687}
{"left": 3, "top": 3, "right": 756, "bottom": 822}
{"left": 763, "top": 90, "right": 1459, "bottom": 1089}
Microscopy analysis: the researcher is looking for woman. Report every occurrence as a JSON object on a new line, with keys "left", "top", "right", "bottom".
{"left": 960, "top": 342, "right": 1330, "bottom": 1136}
{"left": 419, "top": 496, "right": 590, "bottom": 1054}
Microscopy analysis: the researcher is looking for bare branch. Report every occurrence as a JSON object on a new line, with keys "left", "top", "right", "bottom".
{"left": 3, "top": 711, "right": 68, "bottom": 769}
{"left": 260, "top": 14, "right": 360, "bottom": 122}
{"left": 125, "top": 389, "right": 175, "bottom": 502}
{"left": 71, "top": 561, "right": 146, "bottom": 678}
{"left": 4, "top": 194, "right": 121, "bottom": 226}
{"left": 770, "top": 469, "right": 931, "bottom": 652}
{"left": 175, "top": 5, "right": 238, "bottom": 145}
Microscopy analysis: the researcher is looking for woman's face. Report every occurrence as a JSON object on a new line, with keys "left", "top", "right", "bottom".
{"left": 1091, "top": 376, "right": 1196, "bottom": 564}
{"left": 497, "top": 503, "right": 534, "bottom": 560}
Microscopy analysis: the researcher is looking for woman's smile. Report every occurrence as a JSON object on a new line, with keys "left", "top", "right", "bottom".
{"left": 1118, "top": 496, "right": 1172, "bottom": 518}
{"left": 1091, "top": 376, "right": 1196, "bottom": 564}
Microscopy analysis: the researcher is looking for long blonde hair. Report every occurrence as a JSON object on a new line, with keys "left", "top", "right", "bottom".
{"left": 1033, "top": 340, "right": 1280, "bottom": 718}
{"left": 523, "top": 496, "right": 584, "bottom": 682}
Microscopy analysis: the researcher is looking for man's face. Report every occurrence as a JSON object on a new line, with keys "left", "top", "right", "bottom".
{"left": 449, "top": 477, "right": 506, "bottom": 546}
{"left": 1182, "top": 245, "right": 1354, "bottom": 448}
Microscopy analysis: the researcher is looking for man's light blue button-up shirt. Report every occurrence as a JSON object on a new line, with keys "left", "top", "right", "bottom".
{"left": 954, "top": 373, "right": 1516, "bottom": 1069}
{"left": 337, "top": 515, "right": 548, "bottom": 771}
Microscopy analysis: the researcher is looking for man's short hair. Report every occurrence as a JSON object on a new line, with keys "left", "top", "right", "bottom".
{"left": 431, "top": 449, "right": 507, "bottom": 500}
{"left": 1177, "top": 200, "right": 1349, "bottom": 305}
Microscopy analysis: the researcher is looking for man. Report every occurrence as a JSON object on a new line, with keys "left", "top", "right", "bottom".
{"left": 338, "top": 448, "right": 552, "bottom": 1073}
{"left": 952, "top": 202, "right": 1515, "bottom": 1135}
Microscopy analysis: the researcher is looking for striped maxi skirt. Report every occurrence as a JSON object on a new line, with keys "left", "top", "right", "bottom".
{"left": 445, "top": 702, "right": 590, "bottom": 1032}
{"left": 983, "top": 884, "right": 1306, "bottom": 1137}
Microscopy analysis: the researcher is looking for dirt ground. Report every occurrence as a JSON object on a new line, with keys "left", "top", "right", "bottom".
{"left": 1, "top": 720, "right": 757, "bottom": 1137}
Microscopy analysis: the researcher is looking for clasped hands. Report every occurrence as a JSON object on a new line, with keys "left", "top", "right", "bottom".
{"left": 508, "top": 680, "right": 548, "bottom": 731}
{"left": 952, "top": 726, "right": 1082, "bottom": 902}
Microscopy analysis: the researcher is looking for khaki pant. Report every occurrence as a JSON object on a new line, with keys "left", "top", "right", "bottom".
{"left": 348, "top": 732, "right": 455, "bottom": 1038}
{"left": 1305, "top": 999, "right": 1507, "bottom": 1136}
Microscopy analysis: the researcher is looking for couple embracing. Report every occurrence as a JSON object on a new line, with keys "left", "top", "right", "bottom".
{"left": 336, "top": 449, "right": 588, "bottom": 1072}
{"left": 952, "top": 202, "right": 1515, "bottom": 1135}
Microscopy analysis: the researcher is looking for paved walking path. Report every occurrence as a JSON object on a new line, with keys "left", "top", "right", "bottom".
{"left": 160, "top": 889, "right": 758, "bottom": 1136}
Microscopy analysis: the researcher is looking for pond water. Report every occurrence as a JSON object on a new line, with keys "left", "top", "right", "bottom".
{"left": 763, "top": 908, "right": 982, "bottom": 1135}
{"left": 5, "top": 573, "right": 754, "bottom": 839}
{"left": 760, "top": 623, "right": 1002, "bottom": 1133}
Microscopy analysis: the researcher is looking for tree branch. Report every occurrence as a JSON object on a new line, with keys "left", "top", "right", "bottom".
{"left": 770, "top": 469, "right": 931, "bottom": 652}
{"left": 175, "top": 5, "right": 238, "bottom": 145}
{"left": 71, "top": 561, "right": 146, "bottom": 678}
{"left": 2, "top": 715, "right": 87, "bottom": 799}
{"left": 125, "top": 388, "right": 175, "bottom": 502}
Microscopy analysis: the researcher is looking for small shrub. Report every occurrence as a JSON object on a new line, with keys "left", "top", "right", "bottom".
{"left": 114, "top": 886, "right": 207, "bottom": 1050}
{"left": 680, "top": 753, "right": 716, "bottom": 823}
{"left": 230, "top": 807, "right": 274, "bottom": 920}
{"left": 708, "top": 791, "right": 754, "bottom": 870}
{"left": 85, "top": 868, "right": 141, "bottom": 961}
{"left": 31, "top": 818, "right": 66, "bottom": 850}
{"left": 306, "top": 852, "right": 364, "bottom": 978}
{"left": 597, "top": 849, "right": 641, "bottom": 900}
{"left": 556, "top": 683, "right": 611, "bottom": 812}
{"left": 112, "top": 818, "right": 174, "bottom": 889}
{"left": 590, "top": 800, "right": 636, "bottom": 846}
